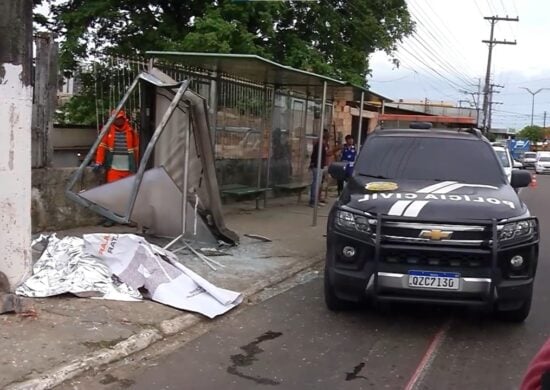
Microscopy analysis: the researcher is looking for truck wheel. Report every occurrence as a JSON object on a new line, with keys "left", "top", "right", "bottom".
{"left": 496, "top": 297, "right": 532, "bottom": 323}
{"left": 324, "top": 267, "right": 355, "bottom": 311}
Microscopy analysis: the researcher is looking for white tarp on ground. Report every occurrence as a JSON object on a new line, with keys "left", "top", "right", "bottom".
{"left": 84, "top": 234, "right": 243, "bottom": 318}
{"left": 17, "top": 234, "right": 242, "bottom": 319}
{"left": 16, "top": 235, "right": 142, "bottom": 301}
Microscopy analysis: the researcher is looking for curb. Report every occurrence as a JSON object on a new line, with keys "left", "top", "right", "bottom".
{"left": 6, "top": 255, "right": 323, "bottom": 390}
{"left": 5, "top": 329, "right": 162, "bottom": 390}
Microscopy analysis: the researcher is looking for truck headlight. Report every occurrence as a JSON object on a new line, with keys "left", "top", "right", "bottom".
{"left": 498, "top": 219, "right": 537, "bottom": 241}
{"left": 335, "top": 210, "right": 372, "bottom": 234}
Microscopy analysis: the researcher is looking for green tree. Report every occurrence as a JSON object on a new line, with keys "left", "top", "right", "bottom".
{"left": 46, "top": 0, "right": 413, "bottom": 124}
{"left": 518, "top": 125, "right": 545, "bottom": 143}
{"left": 50, "top": 0, "right": 414, "bottom": 85}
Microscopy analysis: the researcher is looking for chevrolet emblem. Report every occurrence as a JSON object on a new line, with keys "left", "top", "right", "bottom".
{"left": 419, "top": 229, "right": 452, "bottom": 241}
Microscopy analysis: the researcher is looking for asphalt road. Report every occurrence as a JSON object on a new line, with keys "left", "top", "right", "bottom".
{"left": 65, "top": 175, "right": 550, "bottom": 390}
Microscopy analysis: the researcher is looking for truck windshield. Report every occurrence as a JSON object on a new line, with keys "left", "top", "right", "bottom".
{"left": 494, "top": 149, "right": 511, "bottom": 168}
{"left": 355, "top": 136, "right": 506, "bottom": 186}
{"left": 525, "top": 153, "right": 537, "bottom": 158}
{"left": 539, "top": 157, "right": 550, "bottom": 162}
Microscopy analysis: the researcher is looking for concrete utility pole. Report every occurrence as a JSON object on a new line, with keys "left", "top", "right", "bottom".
{"left": 487, "top": 83, "right": 504, "bottom": 131}
{"left": 481, "top": 15, "right": 518, "bottom": 132}
{"left": 519, "top": 87, "right": 550, "bottom": 127}
{"left": 461, "top": 78, "right": 483, "bottom": 128}
{"left": 0, "top": 0, "right": 33, "bottom": 290}
{"left": 544, "top": 111, "right": 547, "bottom": 128}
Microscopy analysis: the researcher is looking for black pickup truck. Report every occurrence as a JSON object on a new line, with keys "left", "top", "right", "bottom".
{"left": 326, "top": 126, "right": 538, "bottom": 322}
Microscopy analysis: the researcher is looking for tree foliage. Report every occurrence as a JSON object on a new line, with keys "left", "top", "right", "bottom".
{"left": 518, "top": 125, "right": 545, "bottom": 143}
{"left": 50, "top": 0, "right": 414, "bottom": 85}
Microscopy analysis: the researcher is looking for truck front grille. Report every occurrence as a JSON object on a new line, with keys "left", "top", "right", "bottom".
{"left": 382, "top": 251, "right": 488, "bottom": 268}
{"left": 380, "top": 221, "right": 490, "bottom": 246}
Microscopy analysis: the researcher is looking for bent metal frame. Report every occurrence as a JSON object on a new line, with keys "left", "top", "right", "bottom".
{"left": 65, "top": 70, "right": 239, "bottom": 247}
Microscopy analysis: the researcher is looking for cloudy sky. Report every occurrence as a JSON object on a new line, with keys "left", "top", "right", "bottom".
{"left": 367, "top": 0, "right": 550, "bottom": 130}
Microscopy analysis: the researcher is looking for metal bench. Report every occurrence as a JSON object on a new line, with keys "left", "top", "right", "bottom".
{"left": 221, "top": 184, "right": 270, "bottom": 209}
{"left": 273, "top": 182, "right": 310, "bottom": 203}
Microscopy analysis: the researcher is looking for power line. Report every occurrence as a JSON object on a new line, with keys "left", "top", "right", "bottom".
{"left": 397, "top": 45, "right": 473, "bottom": 91}
{"left": 395, "top": 62, "right": 463, "bottom": 100}
{"left": 485, "top": 0, "right": 497, "bottom": 15}
{"left": 506, "top": 77, "right": 550, "bottom": 86}
{"left": 511, "top": 0, "right": 519, "bottom": 15}
{"left": 404, "top": 34, "right": 477, "bottom": 87}
{"left": 412, "top": 1, "right": 478, "bottom": 76}
{"left": 340, "top": 0, "right": 474, "bottom": 93}
{"left": 497, "top": 0, "right": 517, "bottom": 39}
{"left": 342, "top": 0, "right": 478, "bottom": 95}
{"left": 404, "top": 23, "right": 478, "bottom": 84}
{"left": 369, "top": 73, "right": 414, "bottom": 83}
{"left": 493, "top": 108, "right": 543, "bottom": 117}
{"left": 472, "top": 0, "right": 485, "bottom": 18}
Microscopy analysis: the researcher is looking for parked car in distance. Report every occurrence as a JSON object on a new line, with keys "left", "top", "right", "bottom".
{"left": 513, "top": 160, "right": 524, "bottom": 169}
{"left": 493, "top": 144, "right": 513, "bottom": 182}
{"left": 535, "top": 152, "right": 550, "bottom": 174}
{"left": 521, "top": 152, "right": 537, "bottom": 169}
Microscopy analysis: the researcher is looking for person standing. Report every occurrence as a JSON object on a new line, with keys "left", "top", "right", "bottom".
{"left": 337, "top": 134, "right": 356, "bottom": 195}
{"left": 309, "top": 129, "right": 330, "bottom": 207}
{"left": 92, "top": 109, "right": 139, "bottom": 227}
{"left": 93, "top": 109, "right": 139, "bottom": 183}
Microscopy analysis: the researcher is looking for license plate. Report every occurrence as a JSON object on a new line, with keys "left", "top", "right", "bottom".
{"left": 408, "top": 270, "right": 460, "bottom": 290}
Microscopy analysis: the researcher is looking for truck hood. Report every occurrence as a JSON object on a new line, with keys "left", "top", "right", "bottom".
{"left": 341, "top": 177, "right": 526, "bottom": 221}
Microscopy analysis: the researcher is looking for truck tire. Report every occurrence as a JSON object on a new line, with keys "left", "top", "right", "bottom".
{"left": 324, "top": 267, "right": 356, "bottom": 311}
{"left": 496, "top": 296, "right": 532, "bottom": 323}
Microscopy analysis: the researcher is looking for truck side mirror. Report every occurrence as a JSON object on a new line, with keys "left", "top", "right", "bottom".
{"left": 511, "top": 170, "right": 532, "bottom": 188}
{"left": 328, "top": 162, "right": 348, "bottom": 181}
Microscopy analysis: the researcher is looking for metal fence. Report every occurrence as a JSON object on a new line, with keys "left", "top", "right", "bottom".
{"left": 77, "top": 56, "right": 332, "bottom": 192}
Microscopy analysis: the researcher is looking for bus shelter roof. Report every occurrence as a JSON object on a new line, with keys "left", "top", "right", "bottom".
{"left": 146, "top": 51, "right": 392, "bottom": 103}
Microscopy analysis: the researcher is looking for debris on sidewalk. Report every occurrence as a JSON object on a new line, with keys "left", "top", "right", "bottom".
{"left": 1, "top": 271, "right": 37, "bottom": 316}
{"left": 16, "top": 233, "right": 242, "bottom": 319}
{"left": 244, "top": 234, "right": 272, "bottom": 242}
{"left": 84, "top": 234, "right": 242, "bottom": 318}
{"left": 16, "top": 235, "right": 143, "bottom": 301}
{"left": 183, "top": 242, "right": 225, "bottom": 271}
{"left": 199, "top": 247, "right": 231, "bottom": 257}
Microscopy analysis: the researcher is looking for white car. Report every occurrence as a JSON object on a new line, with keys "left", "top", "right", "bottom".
{"left": 521, "top": 151, "right": 537, "bottom": 169}
{"left": 535, "top": 155, "right": 550, "bottom": 174}
{"left": 492, "top": 145, "right": 512, "bottom": 182}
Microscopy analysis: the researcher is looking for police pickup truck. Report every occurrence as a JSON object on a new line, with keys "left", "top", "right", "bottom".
{"left": 326, "top": 125, "right": 538, "bottom": 322}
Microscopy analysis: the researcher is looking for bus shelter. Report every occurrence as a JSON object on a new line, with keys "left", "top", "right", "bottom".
{"left": 143, "top": 52, "right": 384, "bottom": 226}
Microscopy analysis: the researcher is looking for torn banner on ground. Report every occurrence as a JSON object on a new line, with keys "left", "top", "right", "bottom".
{"left": 84, "top": 234, "right": 243, "bottom": 318}
{"left": 16, "top": 235, "right": 142, "bottom": 301}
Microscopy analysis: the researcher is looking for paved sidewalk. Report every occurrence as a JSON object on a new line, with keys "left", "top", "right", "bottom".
{"left": 1, "top": 196, "right": 332, "bottom": 389}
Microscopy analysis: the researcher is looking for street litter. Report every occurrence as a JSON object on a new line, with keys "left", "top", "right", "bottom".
{"left": 199, "top": 248, "right": 231, "bottom": 257}
{"left": 84, "top": 234, "right": 242, "bottom": 318}
{"left": 182, "top": 241, "right": 225, "bottom": 271}
{"left": 16, "top": 235, "right": 142, "bottom": 302}
{"left": 244, "top": 234, "right": 272, "bottom": 242}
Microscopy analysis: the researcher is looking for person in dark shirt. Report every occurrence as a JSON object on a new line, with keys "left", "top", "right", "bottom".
{"left": 337, "top": 134, "right": 356, "bottom": 195}
{"left": 309, "top": 129, "right": 330, "bottom": 207}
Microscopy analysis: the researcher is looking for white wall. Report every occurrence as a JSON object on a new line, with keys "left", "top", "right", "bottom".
{"left": 0, "top": 63, "right": 32, "bottom": 289}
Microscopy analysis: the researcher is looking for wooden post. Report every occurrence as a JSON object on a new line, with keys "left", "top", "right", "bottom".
{"left": 0, "top": 0, "right": 33, "bottom": 289}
